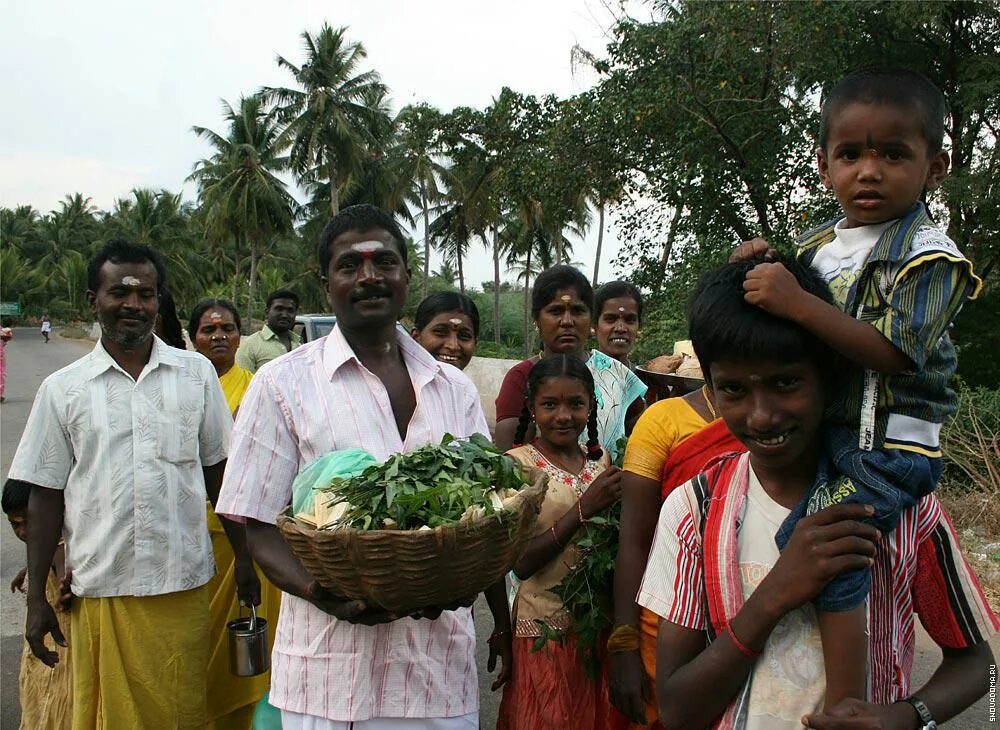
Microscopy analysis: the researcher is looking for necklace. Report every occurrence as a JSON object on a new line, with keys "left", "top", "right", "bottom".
{"left": 531, "top": 440, "right": 585, "bottom": 476}
{"left": 701, "top": 384, "right": 717, "bottom": 419}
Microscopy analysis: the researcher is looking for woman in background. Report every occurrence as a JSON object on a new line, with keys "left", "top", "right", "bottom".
{"left": 593, "top": 281, "right": 642, "bottom": 371}
{"left": 410, "top": 291, "right": 480, "bottom": 371}
{"left": 189, "top": 299, "right": 281, "bottom": 729}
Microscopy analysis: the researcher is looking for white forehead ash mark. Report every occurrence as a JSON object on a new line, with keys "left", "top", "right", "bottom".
{"left": 560, "top": 295, "right": 572, "bottom": 303}
{"left": 618, "top": 306, "right": 626, "bottom": 312}
{"left": 209, "top": 312, "right": 223, "bottom": 321}
{"left": 351, "top": 240, "right": 387, "bottom": 254}
{"left": 448, "top": 318, "right": 463, "bottom": 326}
{"left": 121, "top": 276, "right": 141, "bottom": 287}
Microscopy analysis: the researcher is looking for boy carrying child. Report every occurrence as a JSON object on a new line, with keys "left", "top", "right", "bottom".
{"left": 639, "top": 257, "right": 996, "bottom": 729}
{"left": 731, "top": 70, "right": 984, "bottom": 711}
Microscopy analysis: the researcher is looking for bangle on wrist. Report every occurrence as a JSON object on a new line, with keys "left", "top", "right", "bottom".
{"left": 897, "top": 696, "right": 936, "bottom": 729}
{"left": 577, "top": 498, "right": 586, "bottom": 524}
{"left": 725, "top": 623, "right": 761, "bottom": 660}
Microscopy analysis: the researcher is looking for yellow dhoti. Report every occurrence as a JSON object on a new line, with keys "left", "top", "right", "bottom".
{"left": 71, "top": 585, "right": 210, "bottom": 730}
{"left": 205, "top": 503, "right": 282, "bottom": 729}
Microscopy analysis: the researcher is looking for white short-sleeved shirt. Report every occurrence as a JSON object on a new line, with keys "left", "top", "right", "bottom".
{"left": 217, "top": 325, "right": 490, "bottom": 722}
{"left": 8, "top": 337, "right": 231, "bottom": 598}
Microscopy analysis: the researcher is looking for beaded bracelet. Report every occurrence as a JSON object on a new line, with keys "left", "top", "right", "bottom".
{"left": 726, "top": 624, "right": 761, "bottom": 660}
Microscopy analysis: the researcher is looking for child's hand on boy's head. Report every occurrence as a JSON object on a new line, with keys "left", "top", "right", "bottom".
{"left": 743, "top": 262, "right": 808, "bottom": 319}
{"left": 729, "top": 238, "right": 777, "bottom": 264}
{"left": 580, "top": 466, "right": 623, "bottom": 519}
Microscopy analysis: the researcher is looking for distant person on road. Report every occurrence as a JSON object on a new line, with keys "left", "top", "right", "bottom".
{"left": 9, "top": 238, "right": 257, "bottom": 728}
{"left": 235, "top": 289, "right": 301, "bottom": 372}
{"left": 155, "top": 287, "right": 188, "bottom": 350}
{"left": 40, "top": 315, "right": 51, "bottom": 343}
{"left": 5, "top": 478, "right": 72, "bottom": 730}
{"left": 1, "top": 321, "right": 11, "bottom": 402}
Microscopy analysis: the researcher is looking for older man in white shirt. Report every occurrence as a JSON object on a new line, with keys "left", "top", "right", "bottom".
{"left": 218, "top": 205, "right": 493, "bottom": 729}
{"left": 11, "top": 238, "right": 257, "bottom": 728}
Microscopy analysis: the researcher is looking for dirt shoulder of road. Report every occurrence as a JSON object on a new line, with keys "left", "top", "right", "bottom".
{"left": 940, "top": 489, "right": 1000, "bottom": 612}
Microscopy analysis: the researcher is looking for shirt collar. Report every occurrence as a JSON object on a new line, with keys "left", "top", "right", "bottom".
{"left": 797, "top": 202, "right": 930, "bottom": 264}
{"left": 260, "top": 324, "right": 302, "bottom": 344}
{"left": 322, "top": 323, "right": 443, "bottom": 388}
{"left": 85, "top": 335, "right": 181, "bottom": 382}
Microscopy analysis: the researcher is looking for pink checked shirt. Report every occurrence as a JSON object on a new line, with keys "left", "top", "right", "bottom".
{"left": 217, "top": 326, "right": 489, "bottom": 722}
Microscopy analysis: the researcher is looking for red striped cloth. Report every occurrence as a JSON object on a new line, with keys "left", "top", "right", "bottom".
{"left": 639, "top": 451, "right": 998, "bottom": 729}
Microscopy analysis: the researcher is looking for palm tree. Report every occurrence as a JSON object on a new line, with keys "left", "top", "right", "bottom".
{"left": 263, "top": 24, "right": 389, "bottom": 215}
{"left": 431, "top": 260, "right": 458, "bottom": 287}
{"left": 190, "top": 95, "right": 297, "bottom": 327}
{"left": 105, "top": 189, "right": 206, "bottom": 304}
{"left": 428, "top": 203, "right": 474, "bottom": 295}
{"left": 393, "top": 104, "right": 446, "bottom": 297}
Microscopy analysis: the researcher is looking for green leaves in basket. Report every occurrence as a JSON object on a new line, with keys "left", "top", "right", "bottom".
{"left": 318, "top": 433, "right": 529, "bottom": 531}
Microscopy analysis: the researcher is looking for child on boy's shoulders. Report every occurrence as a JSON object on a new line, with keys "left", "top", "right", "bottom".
{"left": 639, "top": 256, "right": 995, "bottom": 730}
{"left": 731, "top": 69, "right": 983, "bottom": 712}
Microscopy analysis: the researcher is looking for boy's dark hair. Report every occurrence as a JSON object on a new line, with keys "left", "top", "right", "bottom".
{"left": 414, "top": 292, "right": 480, "bottom": 338}
{"left": 265, "top": 289, "right": 300, "bottom": 310}
{"left": 531, "top": 265, "right": 594, "bottom": 321}
{"left": 2, "top": 479, "right": 31, "bottom": 514}
{"left": 318, "top": 204, "right": 407, "bottom": 276}
{"left": 593, "top": 280, "right": 643, "bottom": 325}
{"left": 514, "top": 354, "right": 603, "bottom": 461}
{"left": 187, "top": 298, "right": 242, "bottom": 339}
{"left": 157, "top": 287, "right": 187, "bottom": 350}
{"left": 87, "top": 238, "right": 168, "bottom": 294}
{"left": 689, "top": 257, "right": 842, "bottom": 386}
{"left": 819, "top": 69, "right": 946, "bottom": 154}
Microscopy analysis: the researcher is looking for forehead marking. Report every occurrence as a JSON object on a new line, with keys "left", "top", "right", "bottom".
{"left": 618, "top": 306, "right": 626, "bottom": 313}
{"left": 121, "top": 276, "right": 142, "bottom": 287}
{"left": 349, "top": 240, "right": 388, "bottom": 260}
{"left": 448, "top": 318, "right": 463, "bottom": 326}
{"left": 209, "top": 312, "right": 223, "bottom": 321}
{"left": 560, "top": 295, "right": 572, "bottom": 303}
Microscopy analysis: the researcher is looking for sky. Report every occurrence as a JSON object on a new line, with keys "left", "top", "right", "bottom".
{"left": 1, "top": 0, "right": 644, "bottom": 288}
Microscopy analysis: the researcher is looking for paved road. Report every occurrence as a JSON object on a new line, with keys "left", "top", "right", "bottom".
{"left": 1, "top": 329, "right": 995, "bottom": 728}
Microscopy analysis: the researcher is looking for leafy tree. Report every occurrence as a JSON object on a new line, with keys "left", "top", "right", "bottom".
{"left": 264, "top": 24, "right": 390, "bottom": 214}
{"left": 190, "top": 95, "right": 297, "bottom": 327}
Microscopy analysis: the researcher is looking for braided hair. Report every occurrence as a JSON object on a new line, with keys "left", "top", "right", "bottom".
{"left": 513, "top": 354, "right": 604, "bottom": 461}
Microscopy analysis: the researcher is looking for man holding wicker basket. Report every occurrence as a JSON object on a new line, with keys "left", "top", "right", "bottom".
{"left": 217, "top": 205, "right": 499, "bottom": 729}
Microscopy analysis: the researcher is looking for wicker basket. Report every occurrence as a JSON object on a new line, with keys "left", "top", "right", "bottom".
{"left": 276, "top": 469, "right": 549, "bottom": 614}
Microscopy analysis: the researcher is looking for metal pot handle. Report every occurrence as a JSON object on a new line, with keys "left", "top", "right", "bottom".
{"left": 249, "top": 603, "right": 257, "bottom": 631}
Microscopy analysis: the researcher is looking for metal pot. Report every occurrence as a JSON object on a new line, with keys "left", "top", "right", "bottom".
{"left": 226, "top": 603, "right": 269, "bottom": 676}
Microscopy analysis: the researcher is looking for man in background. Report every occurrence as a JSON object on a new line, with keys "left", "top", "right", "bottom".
{"left": 235, "top": 289, "right": 301, "bottom": 372}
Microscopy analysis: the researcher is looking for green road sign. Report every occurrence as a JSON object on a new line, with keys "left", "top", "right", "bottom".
{"left": 0, "top": 302, "right": 22, "bottom": 316}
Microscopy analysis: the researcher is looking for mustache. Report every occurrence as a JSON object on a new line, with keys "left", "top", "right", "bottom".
{"left": 351, "top": 286, "right": 392, "bottom": 302}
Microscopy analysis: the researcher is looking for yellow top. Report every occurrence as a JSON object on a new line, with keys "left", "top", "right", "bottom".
{"left": 218, "top": 364, "right": 254, "bottom": 416}
{"left": 621, "top": 397, "right": 710, "bottom": 481}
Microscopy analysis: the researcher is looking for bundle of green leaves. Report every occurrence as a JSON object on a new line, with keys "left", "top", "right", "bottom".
{"left": 319, "top": 433, "right": 528, "bottom": 531}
